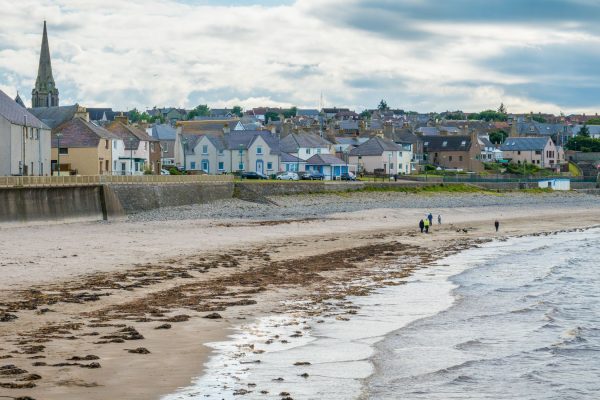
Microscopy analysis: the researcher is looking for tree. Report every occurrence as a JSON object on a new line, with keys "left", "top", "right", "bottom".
{"left": 586, "top": 118, "right": 600, "bottom": 125}
{"left": 187, "top": 104, "right": 210, "bottom": 120}
{"left": 565, "top": 135, "right": 600, "bottom": 152}
{"left": 359, "top": 110, "right": 372, "bottom": 120}
{"left": 264, "top": 111, "right": 280, "bottom": 123}
{"left": 531, "top": 115, "right": 546, "bottom": 123}
{"left": 128, "top": 108, "right": 142, "bottom": 122}
{"left": 444, "top": 111, "right": 466, "bottom": 120}
{"left": 470, "top": 110, "right": 507, "bottom": 122}
{"left": 378, "top": 99, "right": 389, "bottom": 111}
{"left": 579, "top": 124, "right": 591, "bottom": 137}
{"left": 282, "top": 106, "right": 298, "bottom": 119}
{"left": 498, "top": 103, "right": 507, "bottom": 114}
{"left": 232, "top": 105, "right": 243, "bottom": 118}
{"left": 489, "top": 129, "right": 508, "bottom": 144}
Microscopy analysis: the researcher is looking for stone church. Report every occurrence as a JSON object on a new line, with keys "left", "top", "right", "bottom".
{"left": 31, "top": 21, "right": 59, "bottom": 108}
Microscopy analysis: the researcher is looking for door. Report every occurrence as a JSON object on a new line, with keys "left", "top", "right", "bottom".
{"left": 256, "top": 160, "right": 264, "bottom": 175}
{"left": 201, "top": 160, "right": 209, "bottom": 173}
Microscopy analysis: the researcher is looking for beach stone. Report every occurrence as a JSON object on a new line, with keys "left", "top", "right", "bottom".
{"left": 293, "top": 362, "right": 311, "bottom": 366}
{"left": 165, "top": 315, "right": 190, "bottom": 323}
{"left": 127, "top": 347, "right": 151, "bottom": 354}
{"left": 68, "top": 355, "right": 99, "bottom": 361}
{"left": 81, "top": 362, "right": 101, "bottom": 369}
{"left": 203, "top": 312, "right": 223, "bottom": 319}
{"left": 18, "top": 373, "right": 42, "bottom": 381}
{"left": 154, "top": 323, "right": 172, "bottom": 330}
{"left": 299, "top": 373, "right": 309, "bottom": 378}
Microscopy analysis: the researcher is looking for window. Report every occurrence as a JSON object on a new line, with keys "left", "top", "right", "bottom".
{"left": 190, "top": 161, "right": 196, "bottom": 169}
{"left": 114, "top": 160, "right": 117, "bottom": 170}
{"left": 449, "top": 156, "right": 453, "bottom": 162}
{"left": 517, "top": 151, "right": 521, "bottom": 155}
{"left": 306, "top": 148, "right": 311, "bottom": 155}
{"left": 114, "top": 141, "right": 117, "bottom": 149}
{"left": 36, "top": 129, "right": 40, "bottom": 140}
{"left": 144, "top": 142, "right": 147, "bottom": 150}
{"left": 59, "top": 148, "right": 68, "bottom": 155}
{"left": 267, "top": 162, "right": 273, "bottom": 170}
{"left": 459, "top": 156, "right": 463, "bottom": 162}
{"left": 202, "top": 145, "right": 208, "bottom": 154}
{"left": 218, "top": 162, "right": 224, "bottom": 171}
{"left": 105, "top": 140, "right": 109, "bottom": 149}
{"left": 317, "top": 148, "right": 321, "bottom": 154}
{"left": 218, "top": 149, "right": 224, "bottom": 156}
{"left": 390, "top": 163, "right": 394, "bottom": 170}
{"left": 256, "top": 146, "right": 263, "bottom": 155}
{"left": 29, "top": 128, "right": 33, "bottom": 139}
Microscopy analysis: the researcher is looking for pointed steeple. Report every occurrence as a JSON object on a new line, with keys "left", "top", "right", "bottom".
{"left": 31, "top": 21, "right": 59, "bottom": 108}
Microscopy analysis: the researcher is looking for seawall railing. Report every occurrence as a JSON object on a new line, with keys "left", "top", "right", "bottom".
{"left": 0, "top": 174, "right": 233, "bottom": 188}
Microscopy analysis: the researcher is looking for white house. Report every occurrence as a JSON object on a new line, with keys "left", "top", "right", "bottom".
{"left": 106, "top": 119, "right": 156, "bottom": 175}
{"left": 0, "top": 90, "right": 51, "bottom": 176}
{"left": 279, "top": 133, "right": 332, "bottom": 173}
{"left": 349, "top": 136, "right": 411, "bottom": 175}
{"left": 178, "top": 131, "right": 281, "bottom": 175}
{"left": 305, "top": 154, "right": 355, "bottom": 180}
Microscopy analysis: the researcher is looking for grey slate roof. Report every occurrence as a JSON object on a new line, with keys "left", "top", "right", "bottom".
{"left": 151, "top": 124, "right": 176, "bottom": 140}
{"left": 0, "top": 89, "right": 47, "bottom": 129}
{"left": 500, "top": 137, "right": 551, "bottom": 151}
{"left": 572, "top": 125, "right": 600, "bottom": 136}
{"left": 29, "top": 104, "right": 79, "bottom": 129}
{"left": 280, "top": 133, "right": 331, "bottom": 153}
{"left": 297, "top": 109, "right": 320, "bottom": 117}
{"left": 422, "top": 136, "right": 472, "bottom": 152}
{"left": 515, "top": 121, "right": 571, "bottom": 136}
{"left": 305, "top": 154, "right": 346, "bottom": 166}
{"left": 183, "top": 131, "right": 280, "bottom": 156}
{"left": 417, "top": 127, "right": 440, "bottom": 136}
{"left": 349, "top": 137, "right": 401, "bottom": 156}
{"left": 339, "top": 120, "right": 359, "bottom": 130}
{"left": 281, "top": 152, "right": 305, "bottom": 163}
{"left": 87, "top": 108, "right": 116, "bottom": 121}
{"left": 52, "top": 117, "right": 116, "bottom": 148}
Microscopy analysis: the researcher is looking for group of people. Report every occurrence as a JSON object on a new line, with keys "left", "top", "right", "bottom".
{"left": 419, "top": 213, "right": 440, "bottom": 234}
{"left": 418, "top": 213, "right": 501, "bottom": 234}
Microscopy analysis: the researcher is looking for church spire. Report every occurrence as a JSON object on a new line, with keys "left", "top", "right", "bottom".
{"left": 31, "top": 21, "right": 59, "bottom": 108}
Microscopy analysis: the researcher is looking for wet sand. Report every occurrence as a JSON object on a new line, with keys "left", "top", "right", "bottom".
{"left": 1, "top": 201, "right": 600, "bottom": 399}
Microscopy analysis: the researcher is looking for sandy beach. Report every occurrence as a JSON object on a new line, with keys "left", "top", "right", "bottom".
{"left": 1, "top": 191, "right": 600, "bottom": 399}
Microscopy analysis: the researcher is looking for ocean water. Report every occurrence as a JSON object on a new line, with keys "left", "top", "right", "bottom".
{"left": 163, "top": 229, "right": 600, "bottom": 400}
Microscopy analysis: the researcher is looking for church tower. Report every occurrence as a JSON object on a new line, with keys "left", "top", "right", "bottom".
{"left": 31, "top": 21, "right": 59, "bottom": 108}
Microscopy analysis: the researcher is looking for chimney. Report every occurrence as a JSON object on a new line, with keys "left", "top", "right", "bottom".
{"left": 115, "top": 112, "right": 128, "bottom": 125}
{"left": 223, "top": 123, "right": 230, "bottom": 134}
{"left": 75, "top": 105, "right": 89, "bottom": 122}
{"left": 383, "top": 122, "right": 394, "bottom": 139}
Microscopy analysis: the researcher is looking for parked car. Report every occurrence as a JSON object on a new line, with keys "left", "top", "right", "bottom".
{"left": 160, "top": 169, "right": 171, "bottom": 175}
{"left": 241, "top": 171, "right": 268, "bottom": 180}
{"left": 340, "top": 172, "right": 356, "bottom": 181}
{"left": 301, "top": 171, "right": 325, "bottom": 180}
{"left": 276, "top": 171, "right": 299, "bottom": 181}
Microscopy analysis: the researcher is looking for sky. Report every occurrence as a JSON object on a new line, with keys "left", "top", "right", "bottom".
{"left": 0, "top": 0, "right": 599, "bottom": 114}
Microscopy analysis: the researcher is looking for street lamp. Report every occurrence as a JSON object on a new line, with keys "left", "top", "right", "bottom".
{"left": 239, "top": 144, "right": 244, "bottom": 173}
{"left": 388, "top": 152, "right": 392, "bottom": 181}
{"left": 55, "top": 132, "right": 63, "bottom": 176}
{"left": 181, "top": 136, "right": 188, "bottom": 174}
{"left": 128, "top": 137, "right": 135, "bottom": 175}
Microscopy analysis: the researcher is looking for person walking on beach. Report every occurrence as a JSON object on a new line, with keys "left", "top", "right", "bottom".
{"left": 424, "top": 218, "right": 430, "bottom": 234}
{"left": 419, "top": 219, "right": 425, "bottom": 233}
{"left": 428, "top": 213, "right": 433, "bottom": 226}
{"left": 438, "top": 214, "right": 442, "bottom": 225}
{"left": 495, "top": 220, "right": 500, "bottom": 232}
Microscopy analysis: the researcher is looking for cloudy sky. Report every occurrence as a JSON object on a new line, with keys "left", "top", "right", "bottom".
{"left": 1, "top": 0, "right": 599, "bottom": 114}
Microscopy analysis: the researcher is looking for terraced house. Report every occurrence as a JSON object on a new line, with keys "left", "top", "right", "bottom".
{"left": 178, "top": 131, "right": 280, "bottom": 175}
{"left": 106, "top": 117, "right": 161, "bottom": 175}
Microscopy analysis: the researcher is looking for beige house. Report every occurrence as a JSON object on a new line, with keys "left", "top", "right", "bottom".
{"left": 348, "top": 137, "right": 411, "bottom": 175}
{"left": 500, "top": 137, "right": 560, "bottom": 169}
{"left": 52, "top": 117, "right": 117, "bottom": 175}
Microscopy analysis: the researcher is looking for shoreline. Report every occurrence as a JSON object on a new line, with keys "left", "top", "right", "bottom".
{"left": 1, "top": 193, "right": 600, "bottom": 399}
